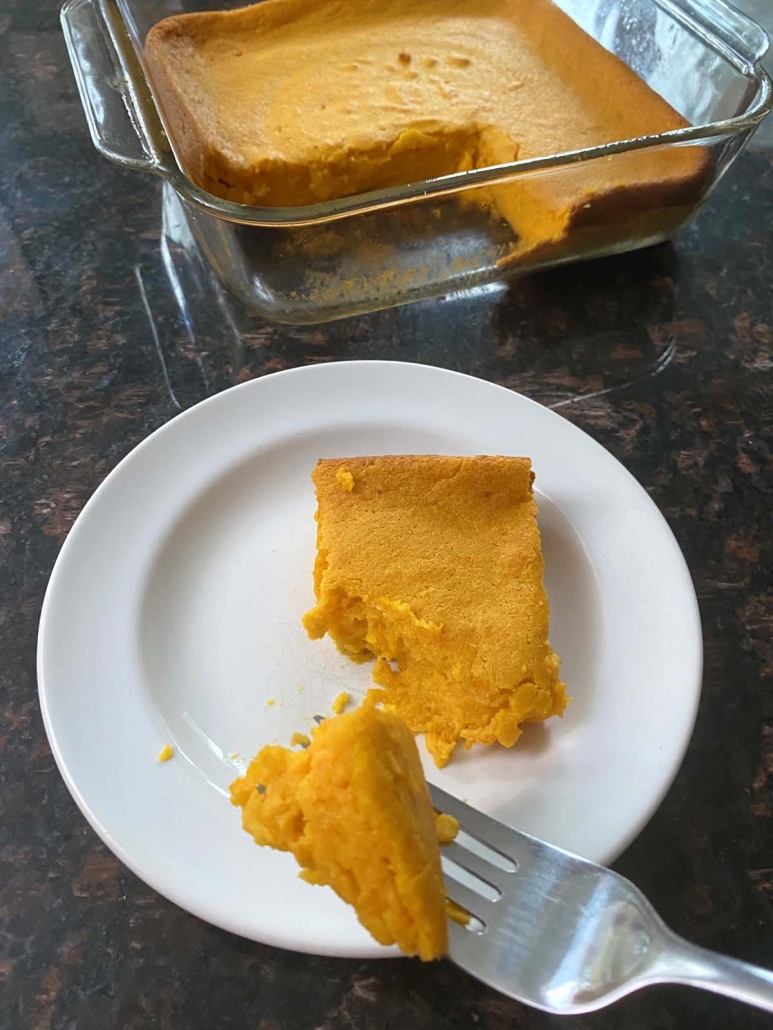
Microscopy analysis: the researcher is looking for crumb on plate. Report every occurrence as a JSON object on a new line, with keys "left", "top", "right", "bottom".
{"left": 331, "top": 691, "right": 350, "bottom": 715}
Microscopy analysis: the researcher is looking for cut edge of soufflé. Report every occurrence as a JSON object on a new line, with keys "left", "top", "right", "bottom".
{"left": 302, "top": 455, "right": 568, "bottom": 768}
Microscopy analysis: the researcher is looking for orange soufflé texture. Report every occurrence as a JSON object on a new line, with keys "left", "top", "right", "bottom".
{"left": 230, "top": 705, "right": 447, "bottom": 960}
{"left": 302, "top": 456, "right": 567, "bottom": 767}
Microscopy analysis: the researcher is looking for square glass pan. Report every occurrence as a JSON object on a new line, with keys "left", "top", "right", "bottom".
{"left": 63, "top": 0, "right": 772, "bottom": 323}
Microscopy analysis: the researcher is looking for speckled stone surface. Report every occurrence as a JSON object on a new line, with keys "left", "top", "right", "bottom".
{"left": 1, "top": 2, "right": 773, "bottom": 1028}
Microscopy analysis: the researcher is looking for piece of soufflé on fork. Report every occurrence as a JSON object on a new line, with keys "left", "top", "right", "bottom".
{"left": 230, "top": 705, "right": 449, "bottom": 960}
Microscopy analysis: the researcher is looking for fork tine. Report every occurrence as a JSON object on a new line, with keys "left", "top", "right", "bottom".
{"left": 441, "top": 841, "right": 505, "bottom": 893}
{"left": 443, "top": 874, "right": 495, "bottom": 922}
{"left": 429, "top": 783, "right": 537, "bottom": 866}
{"left": 447, "top": 916, "right": 486, "bottom": 957}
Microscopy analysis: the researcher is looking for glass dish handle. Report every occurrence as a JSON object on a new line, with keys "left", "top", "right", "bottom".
{"left": 675, "top": 0, "right": 769, "bottom": 67}
{"left": 61, "top": 0, "right": 171, "bottom": 174}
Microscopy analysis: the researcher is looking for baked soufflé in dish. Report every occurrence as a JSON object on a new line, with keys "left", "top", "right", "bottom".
{"left": 302, "top": 456, "right": 567, "bottom": 767}
{"left": 144, "top": 0, "right": 707, "bottom": 258}
{"left": 230, "top": 705, "right": 449, "bottom": 960}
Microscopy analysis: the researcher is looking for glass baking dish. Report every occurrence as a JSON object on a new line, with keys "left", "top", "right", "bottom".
{"left": 62, "top": 0, "right": 771, "bottom": 324}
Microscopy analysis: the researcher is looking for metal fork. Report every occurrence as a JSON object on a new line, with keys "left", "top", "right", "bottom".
{"left": 429, "top": 783, "right": 773, "bottom": 1015}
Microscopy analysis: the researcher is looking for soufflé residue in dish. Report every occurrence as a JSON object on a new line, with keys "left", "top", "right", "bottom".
{"left": 302, "top": 456, "right": 567, "bottom": 767}
{"left": 145, "top": 0, "right": 707, "bottom": 256}
{"left": 230, "top": 705, "right": 448, "bottom": 960}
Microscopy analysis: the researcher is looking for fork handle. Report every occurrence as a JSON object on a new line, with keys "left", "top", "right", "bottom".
{"left": 657, "top": 935, "right": 773, "bottom": 1014}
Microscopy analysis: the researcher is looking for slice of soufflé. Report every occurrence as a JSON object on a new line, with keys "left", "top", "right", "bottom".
{"left": 302, "top": 455, "right": 567, "bottom": 767}
{"left": 230, "top": 705, "right": 448, "bottom": 960}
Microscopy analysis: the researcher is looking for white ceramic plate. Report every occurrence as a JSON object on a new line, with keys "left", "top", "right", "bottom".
{"left": 38, "top": 361, "right": 702, "bottom": 958}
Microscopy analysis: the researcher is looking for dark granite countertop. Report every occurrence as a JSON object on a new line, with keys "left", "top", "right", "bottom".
{"left": 2, "top": 2, "right": 772, "bottom": 1028}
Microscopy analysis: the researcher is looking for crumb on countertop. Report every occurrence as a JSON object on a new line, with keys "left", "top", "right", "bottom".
{"left": 157, "top": 743, "right": 174, "bottom": 763}
{"left": 331, "top": 691, "right": 350, "bottom": 715}
{"left": 435, "top": 812, "right": 459, "bottom": 844}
